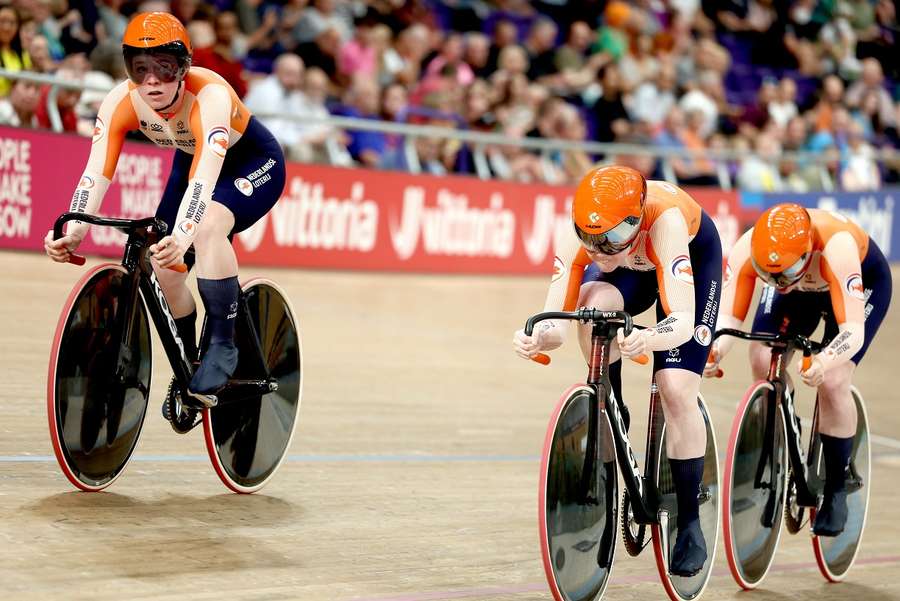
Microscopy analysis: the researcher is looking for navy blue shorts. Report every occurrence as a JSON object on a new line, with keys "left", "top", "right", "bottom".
{"left": 156, "top": 116, "right": 285, "bottom": 242}
{"left": 582, "top": 211, "right": 723, "bottom": 375}
{"left": 751, "top": 239, "right": 892, "bottom": 364}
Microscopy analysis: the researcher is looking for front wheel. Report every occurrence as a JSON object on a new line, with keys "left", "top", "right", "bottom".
{"left": 810, "top": 387, "right": 871, "bottom": 582}
{"left": 721, "top": 381, "right": 788, "bottom": 590}
{"left": 47, "top": 264, "right": 152, "bottom": 491}
{"left": 203, "top": 278, "right": 303, "bottom": 493}
{"left": 539, "top": 385, "right": 618, "bottom": 601}
{"left": 651, "top": 395, "right": 719, "bottom": 601}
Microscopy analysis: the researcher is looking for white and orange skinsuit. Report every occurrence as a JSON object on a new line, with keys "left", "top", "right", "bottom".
{"left": 543, "top": 180, "right": 703, "bottom": 351}
{"left": 717, "top": 209, "right": 869, "bottom": 369}
{"left": 67, "top": 67, "right": 251, "bottom": 247}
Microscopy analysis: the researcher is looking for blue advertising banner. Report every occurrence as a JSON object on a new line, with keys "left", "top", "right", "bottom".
{"left": 747, "top": 189, "right": 897, "bottom": 261}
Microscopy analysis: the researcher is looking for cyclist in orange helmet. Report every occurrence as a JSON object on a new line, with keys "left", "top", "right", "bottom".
{"left": 708, "top": 203, "right": 892, "bottom": 536}
{"left": 514, "top": 165, "right": 724, "bottom": 577}
{"left": 44, "top": 12, "right": 287, "bottom": 414}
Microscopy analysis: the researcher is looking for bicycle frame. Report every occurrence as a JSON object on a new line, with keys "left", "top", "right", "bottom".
{"left": 714, "top": 328, "right": 822, "bottom": 507}
{"left": 53, "top": 212, "right": 275, "bottom": 408}
{"left": 526, "top": 309, "right": 662, "bottom": 525}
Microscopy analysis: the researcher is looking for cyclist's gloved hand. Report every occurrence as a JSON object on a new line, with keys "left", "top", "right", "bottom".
{"left": 617, "top": 327, "right": 648, "bottom": 359}
{"left": 150, "top": 235, "right": 188, "bottom": 268}
{"left": 799, "top": 355, "right": 825, "bottom": 387}
{"left": 44, "top": 229, "right": 84, "bottom": 263}
{"left": 703, "top": 342, "right": 722, "bottom": 378}
{"left": 513, "top": 328, "right": 544, "bottom": 360}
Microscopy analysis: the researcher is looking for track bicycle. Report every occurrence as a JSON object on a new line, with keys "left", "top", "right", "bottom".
{"left": 47, "top": 212, "right": 303, "bottom": 493}
{"left": 715, "top": 328, "right": 870, "bottom": 587}
{"left": 527, "top": 309, "right": 719, "bottom": 601}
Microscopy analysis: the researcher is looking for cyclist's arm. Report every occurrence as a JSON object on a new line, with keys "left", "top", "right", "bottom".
{"left": 715, "top": 229, "right": 757, "bottom": 359}
{"left": 819, "top": 232, "right": 866, "bottom": 369}
{"left": 172, "top": 83, "right": 233, "bottom": 248}
{"left": 66, "top": 82, "right": 138, "bottom": 239}
{"left": 645, "top": 208, "right": 695, "bottom": 351}
{"left": 537, "top": 229, "right": 590, "bottom": 348}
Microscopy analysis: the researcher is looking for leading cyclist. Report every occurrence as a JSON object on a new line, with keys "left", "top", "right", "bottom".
{"left": 44, "top": 12, "right": 286, "bottom": 407}
{"left": 707, "top": 203, "right": 892, "bottom": 536}
{"left": 514, "top": 165, "right": 722, "bottom": 577}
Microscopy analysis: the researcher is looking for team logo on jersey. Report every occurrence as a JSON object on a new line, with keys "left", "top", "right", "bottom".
{"left": 178, "top": 220, "right": 196, "bottom": 236}
{"left": 694, "top": 324, "right": 712, "bottom": 346}
{"left": 669, "top": 255, "right": 694, "bottom": 284}
{"left": 207, "top": 127, "right": 229, "bottom": 158}
{"left": 723, "top": 262, "right": 733, "bottom": 287}
{"left": 845, "top": 273, "right": 865, "bottom": 300}
{"left": 551, "top": 256, "right": 566, "bottom": 282}
{"left": 234, "top": 177, "right": 253, "bottom": 197}
{"left": 78, "top": 175, "right": 94, "bottom": 189}
{"left": 92, "top": 118, "right": 105, "bottom": 143}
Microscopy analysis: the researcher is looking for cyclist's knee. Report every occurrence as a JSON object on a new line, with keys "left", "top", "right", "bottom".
{"left": 192, "top": 202, "right": 234, "bottom": 249}
{"left": 578, "top": 281, "right": 624, "bottom": 311}
{"left": 749, "top": 342, "right": 769, "bottom": 380}
{"left": 153, "top": 260, "right": 189, "bottom": 290}
{"left": 656, "top": 369, "right": 700, "bottom": 418}
{"left": 818, "top": 362, "right": 854, "bottom": 404}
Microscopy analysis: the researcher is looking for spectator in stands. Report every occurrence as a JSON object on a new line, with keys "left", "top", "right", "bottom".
{"left": 552, "top": 102, "right": 593, "bottom": 183}
{"left": 463, "top": 78, "right": 497, "bottom": 131}
{"left": 486, "top": 19, "right": 518, "bottom": 74}
{"left": 0, "top": 76, "right": 39, "bottom": 127}
{"left": 679, "top": 108, "right": 720, "bottom": 185}
{"left": 490, "top": 44, "right": 529, "bottom": 90}
{"left": 678, "top": 70, "right": 720, "bottom": 139}
{"left": 338, "top": 77, "right": 387, "bottom": 167}
{"left": 819, "top": 6, "right": 862, "bottom": 78}
{"left": 619, "top": 33, "right": 659, "bottom": 92}
{"left": 294, "top": 0, "right": 352, "bottom": 45}
{"left": 338, "top": 10, "right": 379, "bottom": 80}
{"left": 593, "top": 1, "right": 631, "bottom": 62}
{"left": 296, "top": 67, "right": 349, "bottom": 164}
{"left": 27, "top": 34, "right": 55, "bottom": 73}
{"left": 768, "top": 77, "right": 799, "bottom": 129}
{"left": 845, "top": 58, "right": 896, "bottom": 130}
{"left": 592, "top": 63, "right": 629, "bottom": 144}
{"left": 191, "top": 11, "right": 248, "bottom": 98}
{"left": 841, "top": 120, "right": 881, "bottom": 190}
{"left": 35, "top": 67, "right": 81, "bottom": 132}
{"left": 812, "top": 74, "right": 846, "bottom": 133}
{"left": 555, "top": 21, "right": 592, "bottom": 72}
{"left": 96, "top": 0, "right": 127, "bottom": 44}
{"left": 463, "top": 32, "right": 491, "bottom": 79}
{"left": 380, "top": 24, "right": 429, "bottom": 87}
{"left": 423, "top": 32, "right": 474, "bottom": 87}
{"left": 0, "top": 6, "right": 32, "bottom": 96}
{"left": 627, "top": 63, "right": 676, "bottom": 127}
{"left": 523, "top": 17, "right": 557, "bottom": 81}
{"left": 738, "top": 132, "right": 784, "bottom": 191}
{"left": 297, "top": 25, "right": 341, "bottom": 84}
{"left": 244, "top": 54, "right": 308, "bottom": 156}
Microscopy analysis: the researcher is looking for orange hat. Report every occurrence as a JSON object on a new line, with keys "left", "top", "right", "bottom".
{"left": 572, "top": 165, "right": 646, "bottom": 255}
{"left": 750, "top": 203, "right": 813, "bottom": 288}
{"left": 605, "top": 2, "right": 631, "bottom": 28}
{"left": 123, "top": 12, "right": 192, "bottom": 55}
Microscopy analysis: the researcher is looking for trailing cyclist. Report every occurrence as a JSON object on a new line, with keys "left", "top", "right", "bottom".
{"left": 43, "top": 12, "right": 286, "bottom": 408}
{"left": 513, "top": 165, "right": 722, "bottom": 577}
{"left": 707, "top": 203, "right": 892, "bottom": 536}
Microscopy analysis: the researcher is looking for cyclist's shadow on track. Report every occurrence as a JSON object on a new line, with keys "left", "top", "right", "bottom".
{"left": 22, "top": 492, "right": 299, "bottom": 576}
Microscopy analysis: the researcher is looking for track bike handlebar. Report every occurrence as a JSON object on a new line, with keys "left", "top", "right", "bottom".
{"left": 524, "top": 308, "right": 649, "bottom": 366}
{"left": 53, "top": 212, "right": 188, "bottom": 272}
{"left": 711, "top": 328, "right": 826, "bottom": 374}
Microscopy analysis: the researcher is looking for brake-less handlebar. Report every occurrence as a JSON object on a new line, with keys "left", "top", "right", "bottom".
{"left": 524, "top": 309, "right": 649, "bottom": 366}
{"left": 712, "top": 328, "right": 825, "bottom": 373}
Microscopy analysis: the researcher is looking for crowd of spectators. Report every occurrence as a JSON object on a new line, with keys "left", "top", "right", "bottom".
{"left": 0, "top": 0, "right": 898, "bottom": 191}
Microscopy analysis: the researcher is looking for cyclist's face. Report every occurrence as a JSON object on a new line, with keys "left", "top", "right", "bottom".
{"left": 132, "top": 55, "right": 182, "bottom": 108}
{"left": 585, "top": 246, "right": 626, "bottom": 272}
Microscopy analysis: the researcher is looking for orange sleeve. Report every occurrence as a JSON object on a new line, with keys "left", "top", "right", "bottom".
{"left": 85, "top": 82, "right": 138, "bottom": 180}
{"left": 720, "top": 229, "right": 757, "bottom": 322}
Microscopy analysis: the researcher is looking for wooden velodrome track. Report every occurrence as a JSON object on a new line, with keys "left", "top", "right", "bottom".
{"left": 1, "top": 249, "right": 898, "bottom": 601}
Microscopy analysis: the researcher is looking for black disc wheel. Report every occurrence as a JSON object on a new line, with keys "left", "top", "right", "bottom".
{"left": 539, "top": 385, "right": 618, "bottom": 601}
{"left": 652, "top": 396, "right": 719, "bottom": 601}
{"left": 203, "top": 278, "right": 302, "bottom": 493}
{"left": 811, "top": 388, "right": 871, "bottom": 582}
{"left": 722, "top": 382, "right": 788, "bottom": 589}
{"left": 47, "top": 264, "right": 152, "bottom": 491}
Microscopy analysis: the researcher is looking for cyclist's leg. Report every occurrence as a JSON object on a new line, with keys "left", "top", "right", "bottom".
{"left": 657, "top": 211, "right": 721, "bottom": 576}
{"left": 748, "top": 285, "right": 824, "bottom": 381}
{"left": 190, "top": 117, "right": 286, "bottom": 393}
{"left": 153, "top": 150, "right": 198, "bottom": 357}
{"left": 813, "top": 241, "right": 891, "bottom": 535}
{"left": 578, "top": 263, "right": 656, "bottom": 427}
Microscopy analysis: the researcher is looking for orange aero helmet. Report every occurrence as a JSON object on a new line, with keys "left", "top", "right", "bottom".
{"left": 572, "top": 165, "right": 646, "bottom": 255}
{"left": 122, "top": 12, "right": 192, "bottom": 85}
{"left": 750, "top": 203, "right": 814, "bottom": 289}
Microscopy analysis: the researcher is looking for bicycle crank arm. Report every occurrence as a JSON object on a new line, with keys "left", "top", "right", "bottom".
{"left": 213, "top": 379, "right": 280, "bottom": 406}
{"left": 657, "top": 509, "right": 671, "bottom": 566}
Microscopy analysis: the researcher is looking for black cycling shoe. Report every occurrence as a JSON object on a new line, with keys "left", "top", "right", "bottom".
{"left": 669, "top": 519, "right": 708, "bottom": 577}
{"left": 189, "top": 342, "right": 238, "bottom": 396}
{"left": 813, "top": 490, "right": 849, "bottom": 537}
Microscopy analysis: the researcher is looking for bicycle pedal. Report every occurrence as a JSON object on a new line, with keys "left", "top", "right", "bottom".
{"left": 187, "top": 391, "right": 218, "bottom": 408}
